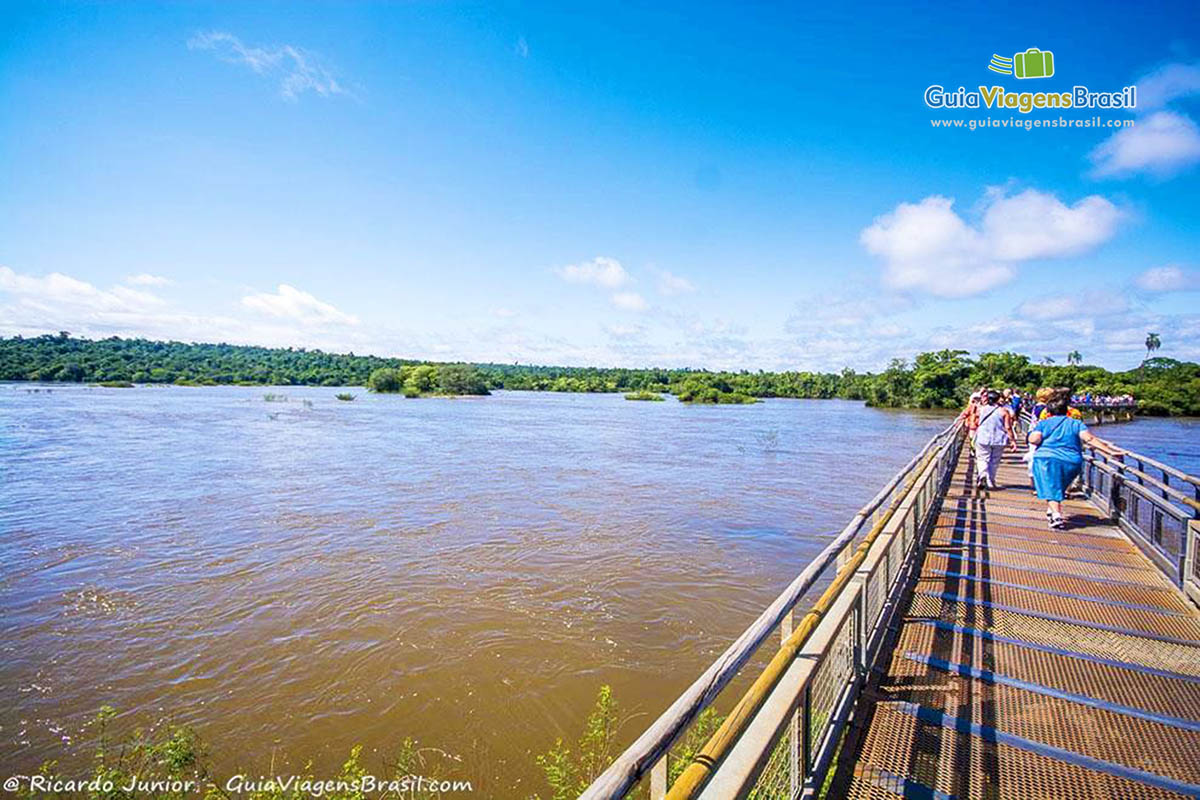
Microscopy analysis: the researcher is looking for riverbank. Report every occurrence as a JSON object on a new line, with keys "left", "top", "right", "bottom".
{"left": 3, "top": 335, "right": 1197, "bottom": 416}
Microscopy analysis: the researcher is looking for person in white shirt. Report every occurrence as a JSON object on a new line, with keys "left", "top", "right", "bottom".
{"left": 973, "top": 389, "right": 1016, "bottom": 489}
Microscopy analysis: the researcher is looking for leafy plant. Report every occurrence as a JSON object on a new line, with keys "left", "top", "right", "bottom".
{"left": 16, "top": 707, "right": 463, "bottom": 800}
{"left": 666, "top": 707, "right": 725, "bottom": 785}
{"left": 335, "top": 393, "right": 356, "bottom": 401}
{"left": 534, "top": 686, "right": 621, "bottom": 800}
{"left": 368, "top": 368, "right": 404, "bottom": 393}
{"left": 15, "top": 705, "right": 211, "bottom": 800}
{"left": 532, "top": 687, "right": 727, "bottom": 799}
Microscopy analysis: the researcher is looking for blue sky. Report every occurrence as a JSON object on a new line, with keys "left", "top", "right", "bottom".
{"left": 2, "top": 1, "right": 1199, "bottom": 371}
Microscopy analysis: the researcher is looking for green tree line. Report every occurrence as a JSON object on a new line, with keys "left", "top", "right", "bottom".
{"left": 2, "top": 334, "right": 1197, "bottom": 415}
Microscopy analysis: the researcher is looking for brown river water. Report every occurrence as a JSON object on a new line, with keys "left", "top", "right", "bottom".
{"left": 1, "top": 385, "right": 1193, "bottom": 795}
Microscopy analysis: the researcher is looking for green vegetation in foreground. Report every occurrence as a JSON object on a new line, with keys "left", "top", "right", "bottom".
{"left": 335, "top": 392, "right": 356, "bottom": 402}
{"left": 17, "top": 706, "right": 464, "bottom": 799}
{"left": 14, "top": 690, "right": 679, "bottom": 800}
{"left": 3, "top": 334, "right": 1198, "bottom": 415}
{"left": 624, "top": 391, "right": 665, "bottom": 401}
{"left": 532, "top": 685, "right": 726, "bottom": 799}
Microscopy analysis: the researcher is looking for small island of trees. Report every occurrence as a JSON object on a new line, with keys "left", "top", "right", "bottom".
{"left": 366, "top": 363, "right": 490, "bottom": 397}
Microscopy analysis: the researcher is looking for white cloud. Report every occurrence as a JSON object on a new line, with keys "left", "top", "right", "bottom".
{"left": 515, "top": 37, "right": 529, "bottom": 58}
{"left": 779, "top": 287, "right": 916, "bottom": 371}
{"left": 610, "top": 291, "right": 648, "bottom": 312}
{"left": 0, "top": 267, "right": 165, "bottom": 314}
{"left": 657, "top": 269, "right": 696, "bottom": 296}
{"left": 1016, "top": 290, "right": 1129, "bottom": 321}
{"left": 1087, "top": 61, "right": 1200, "bottom": 181}
{"left": 603, "top": 323, "right": 645, "bottom": 339}
{"left": 125, "top": 273, "right": 172, "bottom": 287}
{"left": 1088, "top": 111, "right": 1200, "bottom": 179}
{"left": 492, "top": 307, "right": 518, "bottom": 318}
{"left": 188, "top": 31, "right": 349, "bottom": 101}
{"left": 0, "top": 266, "right": 216, "bottom": 343}
{"left": 785, "top": 287, "right": 912, "bottom": 332}
{"left": 861, "top": 189, "right": 1122, "bottom": 297}
{"left": 983, "top": 189, "right": 1122, "bottom": 260}
{"left": 0, "top": 266, "right": 377, "bottom": 355}
{"left": 556, "top": 257, "right": 631, "bottom": 289}
{"left": 241, "top": 284, "right": 359, "bottom": 325}
{"left": 861, "top": 195, "right": 1007, "bottom": 297}
{"left": 1135, "top": 61, "right": 1200, "bottom": 111}
{"left": 1134, "top": 264, "right": 1200, "bottom": 293}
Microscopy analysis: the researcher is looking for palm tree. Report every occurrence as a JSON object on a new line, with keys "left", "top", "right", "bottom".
{"left": 1041, "top": 356, "right": 1056, "bottom": 366}
{"left": 1145, "top": 332, "right": 1161, "bottom": 363}
{"left": 1067, "top": 350, "right": 1082, "bottom": 366}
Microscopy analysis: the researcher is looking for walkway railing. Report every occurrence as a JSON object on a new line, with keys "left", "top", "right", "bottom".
{"left": 1082, "top": 443, "right": 1200, "bottom": 602}
{"left": 582, "top": 411, "right": 1200, "bottom": 800}
{"left": 578, "top": 419, "right": 965, "bottom": 800}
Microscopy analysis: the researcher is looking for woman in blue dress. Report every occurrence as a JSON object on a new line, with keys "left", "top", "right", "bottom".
{"left": 1028, "top": 393, "right": 1124, "bottom": 529}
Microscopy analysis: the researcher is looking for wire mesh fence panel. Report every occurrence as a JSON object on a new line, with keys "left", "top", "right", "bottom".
{"left": 746, "top": 719, "right": 796, "bottom": 800}
{"left": 804, "top": 611, "right": 857, "bottom": 771}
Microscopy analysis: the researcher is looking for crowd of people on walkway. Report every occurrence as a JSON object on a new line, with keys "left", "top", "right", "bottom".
{"left": 1070, "top": 392, "right": 1136, "bottom": 407}
{"left": 959, "top": 386, "right": 1126, "bottom": 530}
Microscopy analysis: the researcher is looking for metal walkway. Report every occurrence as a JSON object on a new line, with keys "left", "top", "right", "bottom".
{"left": 827, "top": 449, "right": 1200, "bottom": 800}
{"left": 582, "top": 420, "right": 1200, "bottom": 800}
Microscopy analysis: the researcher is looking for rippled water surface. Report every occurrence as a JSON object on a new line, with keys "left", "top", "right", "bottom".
{"left": 3, "top": 385, "right": 1189, "bottom": 792}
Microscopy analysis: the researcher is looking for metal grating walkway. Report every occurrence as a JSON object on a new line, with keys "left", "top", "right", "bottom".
{"left": 827, "top": 449, "right": 1200, "bottom": 800}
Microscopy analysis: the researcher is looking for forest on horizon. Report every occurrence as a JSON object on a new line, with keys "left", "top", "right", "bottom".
{"left": 2, "top": 333, "right": 1198, "bottom": 415}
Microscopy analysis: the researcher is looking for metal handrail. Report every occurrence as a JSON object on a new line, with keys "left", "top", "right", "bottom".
{"left": 686, "top": 418, "right": 966, "bottom": 799}
{"left": 1084, "top": 454, "right": 1196, "bottom": 518}
{"left": 583, "top": 412, "right": 1196, "bottom": 799}
{"left": 577, "top": 419, "right": 962, "bottom": 800}
{"left": 1081, "top": 438, "right": 1200, "bottom": 590}
{"left": 1088, "top": 454, "right": 1200, "bottom": 514}
{"left": 1120, "top": 449, "right": 1200, "bottom": 490}
{"left": 665, "top": 438, "right": 950, "bottom": 799}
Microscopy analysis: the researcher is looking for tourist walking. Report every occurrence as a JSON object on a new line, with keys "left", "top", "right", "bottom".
{"left": 973, "top": 389, "right": 1015, "bottom": 489}
{"left": 1025, "top": 387, "right": 1054, "bottom": 487}
{"left": 1029, "top": 394, "right": 1124, "bottom": 528}
{"left": 961, "top": 386, "right": 987, "bottom": 446}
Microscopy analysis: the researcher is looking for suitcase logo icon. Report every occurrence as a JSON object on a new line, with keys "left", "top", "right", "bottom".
{"left": 988, "top": 48, "right": 1055, "bottom": 79}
